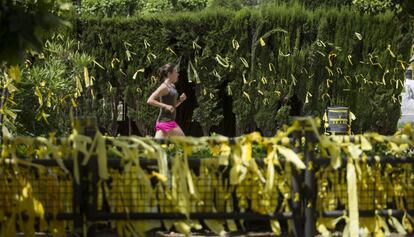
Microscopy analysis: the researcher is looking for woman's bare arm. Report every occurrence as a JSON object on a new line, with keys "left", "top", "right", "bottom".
{"left": 176, "top": 93, "right": 187, "bottom": 107}
{"left": 147, "top": 84, "right": 173, "bottom": 112}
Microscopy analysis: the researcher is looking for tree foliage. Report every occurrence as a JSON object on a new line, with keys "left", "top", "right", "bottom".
{"left": 0, "top": 0, "right": 71, "bottom": 65}
{"left": 352, "top": 0, "right": 414, "bottom": 16}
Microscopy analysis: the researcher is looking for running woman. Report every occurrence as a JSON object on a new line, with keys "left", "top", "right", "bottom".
{"left": 147, "top": 63, "right": 187, "bottom": 138}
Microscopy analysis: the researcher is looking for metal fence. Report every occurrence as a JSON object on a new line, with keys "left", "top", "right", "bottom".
{"left": 1, "top": 127, "right": 414, "bottom": 237}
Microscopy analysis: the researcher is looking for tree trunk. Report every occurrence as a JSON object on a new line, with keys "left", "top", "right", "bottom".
{"left": 108, "top": 98, "right": 118, "bottom": 136}
{"left": 128, "top": 116, "right": 131, "bottom": 136}
{"left": 246, "top": 118, "right": 257, "bottom": 134}
{"left": 201, "top": 125, "right": 210, "bottom": 137}
{"left": 236, "top": 117, "right": 257, "bottom": 136}
{"left": 235, "top": 121, "right": 245, "bottom": 137}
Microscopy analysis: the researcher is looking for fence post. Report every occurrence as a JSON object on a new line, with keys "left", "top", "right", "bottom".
{"left": 290, "top": 129, "right": 303, "bottom": 237}
{"left": 73, "top": 116, "right": 97, "bottom": 237}
{"left": 73, "top": 154, "right": 83, "bottom": 236}
{"left": 86, "top": 153, "right": 98, "bottom": 237}
{"left": 304, "top": 128, "right": 316, "bottom": 237}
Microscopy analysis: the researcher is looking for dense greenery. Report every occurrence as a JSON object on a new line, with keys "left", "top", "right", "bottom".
{"left": 75, "top": 4, "right": 411, "bottom": 136}
{"left": 353, "top": 0, "right": 414, "bottom": 15}
{"left": 77, "top": 0, "right": 414, "bottom": 18}
{"left": 0, "top": 0, "right": 71, "bottom": 65}
{"left": 77, "top": 0, "right": 353, "bottom": 16}
{"left": 0, "top": 0, "right": 72, "bottom": 136}
{"left": 79, "top": 0, "right": 208, "bottom": 16}
{"left": 2, "top": 1, "right": 411, "bottom": 136}
{"left": 14, "top": 35, "right": 94, "bottom": 135}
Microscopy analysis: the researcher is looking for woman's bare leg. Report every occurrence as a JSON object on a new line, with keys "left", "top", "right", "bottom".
{"left": 166, "top": 126, "right": 185, "bottom": 137}
{"left": 155, "top": 130, "right": 165, "bottom": 138}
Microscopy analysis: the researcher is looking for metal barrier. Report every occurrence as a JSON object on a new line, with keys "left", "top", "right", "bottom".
{"left": 0, "top": 159, "right": 78, "bottom": 235}
{"left": 314, "top": 156, "right": 414, "bottom": 216}
{"left": 85, "top": 154, "right": 299, "bottom": 236}
{"left": 304, "top": 133, "right": 414, "bottom": 237}
{"left": 2, "top": 123, "right": 414, "bottom": 237}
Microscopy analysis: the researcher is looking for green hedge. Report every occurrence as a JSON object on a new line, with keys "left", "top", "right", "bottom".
{"left": 77, "top": 4, "right": 412, "bottom": 136}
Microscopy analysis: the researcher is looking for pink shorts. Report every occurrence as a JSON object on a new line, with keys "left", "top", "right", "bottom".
{"left": 155, "top": 121, "right": 178, "bottom": 132}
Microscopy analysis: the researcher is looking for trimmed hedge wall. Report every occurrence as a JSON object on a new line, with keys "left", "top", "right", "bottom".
{"left": 78, "top": 4, "right": 412, "bottom": 136}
